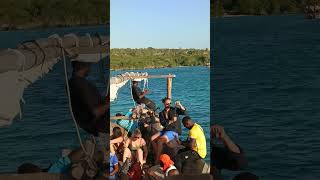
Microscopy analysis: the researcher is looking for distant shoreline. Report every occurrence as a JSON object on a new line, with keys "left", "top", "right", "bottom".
{"left": 0, "top": 23, "right": 109, "bottom": 32}
{"left": 111, "top": 65, "right": 209, "bottom": 71}
{"left": 211, "top": 13, "right": 302, "bottom": 18}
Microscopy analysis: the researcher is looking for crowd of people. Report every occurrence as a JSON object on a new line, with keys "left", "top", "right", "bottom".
{"left": 109, "top": 80, "right": 259, "bottom": 180}
{"left": 109, "top": 80, "right": 209, "bottom": 180}
{"left": 13, "top": 62, "right": 259, "bottom": 180}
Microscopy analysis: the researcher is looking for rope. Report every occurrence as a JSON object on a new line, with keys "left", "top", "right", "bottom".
{"left": 51, "top": 34, "right": 89, "bottom": 156}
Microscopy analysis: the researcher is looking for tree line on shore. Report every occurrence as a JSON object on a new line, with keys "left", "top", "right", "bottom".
{"left": 211, "top": 0, "right": 319, "bottom": 17}
{"left": 110, "top": 48, "right": 210, "bottom": 70}
{"left": 0, "top": 0, "right": 109, "bottom": 30}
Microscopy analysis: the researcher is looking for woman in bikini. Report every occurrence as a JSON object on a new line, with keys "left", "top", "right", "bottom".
{"left": 123, "top": 129, "right": 148, "bottom": 167}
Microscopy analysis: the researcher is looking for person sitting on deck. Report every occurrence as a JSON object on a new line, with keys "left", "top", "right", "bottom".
{"left": 68, "top": 61, "right": 108, "bottom": 137}
{"left": 111, "top": 108, "right": 139, "bottom": 137}
{"left": 151, "top": 98, "right": 187, "bottom": 163}
{"left": 146, "top": 154, "right": 179, "bottom": 180}
{"left": 160, "top": 154, "right": 179, "bottom": 177}
{"left": 210, "top": 125, "right": 248, "bottom": 178}
{"left": 131, "top": 80, "right": 157, "bottom": 111}
{"left": 47, "top": 148, "right": 84, "bottom": 174}
{"left": 159, "top": 97, "right": 187, "bottom": 135}
{"left": 110, "top": 127, "right": 125, "bottom": 162}
{"left": 109, "top": 144, "right": 120, "bottom": 180}
{"left": 123, "top": 129, "right": 148, "bottom": 167}
{"left": 174, "top": 116, "right": 206, "bottom": 173}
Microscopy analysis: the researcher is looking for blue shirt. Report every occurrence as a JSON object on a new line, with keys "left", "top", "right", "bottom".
{"left": 110, "top": 153, "right": 118, "bottom": 175}
{"left": 48, "top": 156, "right": 71, "bottom": 174}
{"left": 113, "top": 111, "right": 138, "bottom": 133}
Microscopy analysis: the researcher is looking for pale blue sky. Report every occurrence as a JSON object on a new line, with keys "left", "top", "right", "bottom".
{"left": 111, "top": 0, "right": 210, "bottom": 49}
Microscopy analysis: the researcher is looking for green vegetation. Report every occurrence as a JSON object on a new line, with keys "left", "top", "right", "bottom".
{"left": 0, "top": 0, "right": 109, "bottom": 30}
{"left": 211, "top": 0, "right": 309, "bottom": 17}
{"left": 110, "top": 48, "right": 210, "bottom": 70}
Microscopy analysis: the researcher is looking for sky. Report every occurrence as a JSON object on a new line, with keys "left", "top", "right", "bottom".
{"left": 111, "top": 0, "right": 210, "bottom": 49}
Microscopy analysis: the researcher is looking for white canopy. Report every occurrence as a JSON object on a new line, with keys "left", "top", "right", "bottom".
{"left": 110, "top": 72, "right": 148, "bottom": 102}
{"left": 0, "top": 33, "right": 109, "bottom": 127}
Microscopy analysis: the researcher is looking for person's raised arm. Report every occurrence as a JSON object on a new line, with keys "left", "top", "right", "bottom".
{"left": 175, "top": 101, "right": 186, "bottom": 111}
{"left": 175, "top": 101, "right": 187, "bottom": 115}
{"left": 138, "top": 89, "right": 149, "bottom": 99}
{"left": 211, "top": 125, "right": 240, "bottom": 154}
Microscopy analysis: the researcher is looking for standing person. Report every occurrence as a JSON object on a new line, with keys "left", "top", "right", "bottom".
{"left": 68, "top": 60, "right": 108, "bottom": 137}
{"left": 174, "top": 116, "right": 206, "bottom": 173}
{"left": 131, "top": 80, "right": 157, "bottom": 111}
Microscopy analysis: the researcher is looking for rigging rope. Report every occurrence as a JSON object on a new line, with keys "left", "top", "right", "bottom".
{"left": 50, "top": 34, "right": 89, "bottom": 156}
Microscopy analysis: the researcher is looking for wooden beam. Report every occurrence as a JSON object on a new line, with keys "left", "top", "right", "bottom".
{"left": 110, "top": 116, "right": 139, "bottom": 121}
{"left": 167, "top": 74, "right": 173, "bottom": 99}
{"left": 124, "top": 74, "right": 176, "bottom": 79}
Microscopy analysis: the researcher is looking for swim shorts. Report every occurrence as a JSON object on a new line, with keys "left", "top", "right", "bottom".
{"left": 160, "top": 131, "right": 178, "bottom": 141}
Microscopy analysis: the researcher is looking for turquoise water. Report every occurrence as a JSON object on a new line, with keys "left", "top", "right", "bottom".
{"left": 212, "top": 15, "right": 320, "bottom": 179}
{"left": 0, "top": 26, "right": 108, "bottom": 172}
{"left": 111, "top": 66, "right": 210, "bottom": 162}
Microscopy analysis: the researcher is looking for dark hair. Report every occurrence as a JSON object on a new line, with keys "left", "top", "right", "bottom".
{"left": 233, "top": 172, "right": 259, "bottom": 180}
{"left": 71, "top": 61, "right": 91, "bottom": 72}
{"left": 112, "top": 127, "right": 122, "bottom": 138}
{"left": 168, "top": 169, "right": 179, "bottom": 176}
{"left": 116, "top": 113, "right": 124, "bottom": 116}
{"left": 159, "top": 161, "right": 164, "bottom": 167}
{"left": 17, "top": 163, "right": 42, "bottom": 174}
{"left": 162, "top": 97, "right": 171, "bottom": 103}
{"left": 182, "top": 116, "right": 192, "bottom": 124}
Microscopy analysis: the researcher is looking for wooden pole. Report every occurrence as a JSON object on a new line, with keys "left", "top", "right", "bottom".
{"left": 167, "top": 74, "right": 173, "bottom": 99}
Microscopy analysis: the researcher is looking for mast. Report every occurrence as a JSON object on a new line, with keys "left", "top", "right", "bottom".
{"left": 167, "top": 74, "right": 173, "bottom": 99}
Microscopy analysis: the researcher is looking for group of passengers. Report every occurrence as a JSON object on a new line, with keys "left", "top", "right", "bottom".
{"left": 109, "top": 80, "right": 258, "bottom": 180}
{"left": 108, "top": 80, "right": 208, "bottom": 180}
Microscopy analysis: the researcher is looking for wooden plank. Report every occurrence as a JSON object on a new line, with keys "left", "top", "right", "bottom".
{"left": 110, "top": 116, "right": 139, "bottom": 121}
{"left": 167, "top": 74, "right": 173, "bottom": 99}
